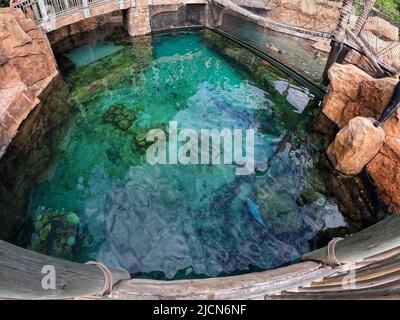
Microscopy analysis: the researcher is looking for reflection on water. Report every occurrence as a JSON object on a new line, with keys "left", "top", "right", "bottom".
{"left": 24, "top": 31, "right": 346, "bottom": 279}
{"left": 217, "top": 11, "right": 328, "bottom": 84}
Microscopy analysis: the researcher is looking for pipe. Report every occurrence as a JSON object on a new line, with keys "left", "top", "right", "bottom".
{"left": 322, "top": 0, "right": 355, "bottom": 85}
{"left": 374, "top": 80, "right": 400, "bottom": 126}
{"left": 302, "top": 213, "right": 400, "bottom": 266}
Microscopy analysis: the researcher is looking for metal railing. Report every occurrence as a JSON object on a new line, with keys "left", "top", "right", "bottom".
{"left": 10, "top": 0, "right": 132, "bottom": 30}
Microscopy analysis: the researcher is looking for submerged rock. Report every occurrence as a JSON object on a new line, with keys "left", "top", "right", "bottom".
{"left": 327, "top": 117, "right": 385, "bottom": 175}
{"left": 131, "top": 124, "right": 166, "bottom": 151}
{"left": 30, "top": 208, "right": 80, "bottom": 260}
{"left": 298, "top": 186, "right": 322, "bottom": 206}
{"left": 102, "top": 104, "right": 136, "bottom": 131}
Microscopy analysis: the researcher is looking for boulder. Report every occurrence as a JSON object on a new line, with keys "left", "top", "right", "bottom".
{"left": 322, "top": 63, "right": 398, "bottom": 128}
{"left": 327, "top": 117, "right": 385, "bottom": 175}
{"left": 367, "top": 137, "right": 400, "bottom": 213}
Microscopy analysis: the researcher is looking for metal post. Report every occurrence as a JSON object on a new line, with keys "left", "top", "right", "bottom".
{"left": 37, "top": 0, "right": 52, "bottom": 31}
{"left": 375, "top": 81, "right": 400, "bottom": 126}
{"left": 337, "top": 0, "right": 377, "bottom": 64}
{"left": 322, "top": 0, "right": 355, "bottom": 85}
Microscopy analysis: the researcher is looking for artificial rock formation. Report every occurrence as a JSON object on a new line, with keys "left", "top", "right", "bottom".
{"left": 367, "top": 137, "right": 400, "bottom": 213}
{"left": 327, "top": 117, "right": 385, "bottom": 176}
{"left": 323, "top": 63, "right": 400, "bottom": 212}
{"left": 267, "top": 0, "right": 342, "bottom": 33}
{"left": 322, "top": 63, "right": 398, "bottom": 128}
{"left": 0, "top": 8, "right": 58, "bottom": 157}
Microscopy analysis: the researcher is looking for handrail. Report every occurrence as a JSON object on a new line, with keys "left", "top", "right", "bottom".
{"left": 0, "top": 240, "right": 130, "bottom": 299}
{"left": 10, "top": 0, "right": 131, "bottom": 31}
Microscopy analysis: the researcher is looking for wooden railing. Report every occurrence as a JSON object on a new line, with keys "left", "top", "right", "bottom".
{"left": 1, "top": 213, "right": 400, "bottom": 299}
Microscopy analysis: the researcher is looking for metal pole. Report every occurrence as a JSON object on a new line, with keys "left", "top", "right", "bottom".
{"left": 322, "top": 0, "right": 355, "bottom": 85}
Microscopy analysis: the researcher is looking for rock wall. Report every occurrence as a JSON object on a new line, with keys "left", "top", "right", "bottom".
{"left": 124, "top": 0, "right": 151, "bottom": 37}
{"left": 0, "top": 80, "right": 74, "bottom": 241}
{"left": 0, "top": 8, "right": 58, "bottom": 157}
{"left": 323, "top": 63, "right": 400, "bottom": 213}
{"left": 367, "top": 137, "right": 400, "bottom": 213}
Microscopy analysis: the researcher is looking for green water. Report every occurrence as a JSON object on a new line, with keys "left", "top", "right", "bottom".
{"left": 28, "top": 31, "right": 346, "bottom": 279}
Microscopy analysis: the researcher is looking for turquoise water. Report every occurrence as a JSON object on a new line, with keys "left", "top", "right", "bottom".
{"left": 28, "top": 31, "right": 346, "bottom": 279}
{"left": 64, "top": 41, "right": 124, "bottom": 67}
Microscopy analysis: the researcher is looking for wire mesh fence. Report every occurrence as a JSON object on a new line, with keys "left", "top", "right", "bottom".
{"left": 357, "top": 1, "right": 400, "bottom": 73}
{"left": 211, "top": 0, "right": 399, "bottom": 79}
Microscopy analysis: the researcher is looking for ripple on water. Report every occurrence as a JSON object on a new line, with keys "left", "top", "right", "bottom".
{"left": 27, "top": 31, "right": 346, "bottom": 279}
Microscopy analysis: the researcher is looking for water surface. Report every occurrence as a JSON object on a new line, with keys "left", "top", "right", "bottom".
{"left": 27, "top": 31, "right": 345, "bottom": 279}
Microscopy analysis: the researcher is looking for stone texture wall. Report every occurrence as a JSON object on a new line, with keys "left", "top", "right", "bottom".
{"left": 0, "top": 8, "right": 58, "bottom": 158}
{"left": 124, "top": 6, "right": 151, "bottom": 37}
{"left": 267, "top": 0, "right": 342, "bottom": 33}
{"left": 367, "top": 137, "right": 400, "bottom": 213}
{"left": 150, "top": 3, "right": 206, "bottom": 30}
{"left": 47, "top": 12, "right": 123, "bottom": 46}
{"left": 323, "top": 63, "right": 400, "bottom": 213}
{"left": 0, "top": 80, "right": 74, "bottom": 241}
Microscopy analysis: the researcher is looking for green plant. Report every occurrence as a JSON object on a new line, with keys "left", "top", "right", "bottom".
{"left": 30, "top": 208, "right": 80, "bottom": 260}
{"left": 377, "top": 0, "right": 400, "bottom": 13}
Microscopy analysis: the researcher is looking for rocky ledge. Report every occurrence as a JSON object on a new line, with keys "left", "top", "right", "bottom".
{"left": 0, "top": 8, "right": 58, "bottom": 157}
{"left": 323, "top": 63, "right": 400, "bottom": 213}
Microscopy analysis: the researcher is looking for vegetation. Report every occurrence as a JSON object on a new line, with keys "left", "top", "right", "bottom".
{"left": 377, "top": 0, "right": 400, "bottom": 13}
{"left": 30, "top": 208, "right": 80, "bottom": 260}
